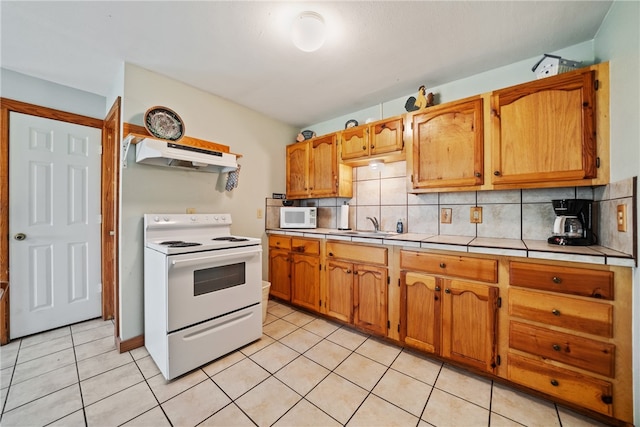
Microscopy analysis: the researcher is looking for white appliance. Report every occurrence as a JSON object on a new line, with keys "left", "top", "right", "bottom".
{"left": 143, "top": 213, "right": 262, "bottom": 380}
{"left": 280, "top": 206, "right": 317, "bottom": 229}
{"left": 136, "top": 138, "right": 238, "bottom": 173}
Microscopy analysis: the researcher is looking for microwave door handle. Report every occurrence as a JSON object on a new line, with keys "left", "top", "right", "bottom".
{"left": 170, "top": 249, "right": 261, "bottom": 269}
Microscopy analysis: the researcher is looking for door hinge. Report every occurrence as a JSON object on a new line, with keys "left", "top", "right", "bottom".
{"left": 497, "top": 297, "right": 502, "bottom": 308}
{"left": 387, "top": 276, "right": 390, "bottom": 285}
{"left": 387, "top": 320, "right": 390, "bottom": 329}
{"left": 319, "top": 264, "right": 322, "bottom": 271}
{"left": 595, "top": 79, "right": 599, "bottom": 91}
{"left": 398, "top": 278, "right": 401, "bottom": 287}
{"left": 496, "top": 355, "right": 501, "bottom": 366}
{"left": 596, "top": 157, "right": 600, "bottom": 168}
{"left": 397, "top": 324, "right": 400, "bottom": 333}
{"left": 319, "top": 299, "right": 322, "bottom": 307}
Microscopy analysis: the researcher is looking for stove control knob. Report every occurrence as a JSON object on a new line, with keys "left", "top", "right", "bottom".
{"left": 154, "top": 216, "right": 160, "bottom": 222}
{"left": 214, "top": 216, "right": 220, "bottom": 221}
{"left": 191, "top": 216, "right": 197, "bottom": 221}
{"left": 163, "top": 216, "right": 170, "bottom": 222}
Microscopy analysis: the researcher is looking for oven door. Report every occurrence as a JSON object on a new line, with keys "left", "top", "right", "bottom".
{"left": 166, "top": 245, "right": 262, "bottom": 332}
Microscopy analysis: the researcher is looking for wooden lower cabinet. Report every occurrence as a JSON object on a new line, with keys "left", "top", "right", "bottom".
{"left": 506, "top": 260, "right": 632, "bottom": 423}
{"left": 268, "top": 235, "right": 320, "bottom": 310}
{"left": 325, "top": 260, "right": 353, "bottom": 323}
{"left": 291, "top": 253, "right": 320, "bottom": 311}
{"left": 401, "top": 270, "right": 498, "bottom": 373}
{"left": 325, "top": 241, "right": 388, "bottom": 336}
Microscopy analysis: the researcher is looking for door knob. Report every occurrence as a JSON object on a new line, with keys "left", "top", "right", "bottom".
{"left": 14, "top": 233, "right": 26, "bottom": 241}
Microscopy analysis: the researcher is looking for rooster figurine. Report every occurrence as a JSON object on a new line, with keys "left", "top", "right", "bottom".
{"left": 405, "top": 85, "right": 434, "bottom": 112}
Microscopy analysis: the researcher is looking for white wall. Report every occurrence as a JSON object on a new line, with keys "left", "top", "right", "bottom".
{"left": 593, "top": 1, "right": 640, "bottom": 422}
{"left": 119, "top": 64, "right": 297, "bottom": 340}
{"left": 0, "top": 68, "right": 106, "bottom": 118}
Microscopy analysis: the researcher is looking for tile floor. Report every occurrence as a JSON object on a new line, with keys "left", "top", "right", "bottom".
{"left": 1, "top": 300, "right": 611, "bottom": 427}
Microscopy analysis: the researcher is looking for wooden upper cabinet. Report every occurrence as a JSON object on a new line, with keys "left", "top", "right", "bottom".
{"left": 310, "top": 134, "right": 338, "bottom": 197}
{"left": 411, "top": 96, "right": 484, "bottom": 189}
{"left": 340, "top": 116, "right": 404, "bottom": 162}
{"left": 370, "top": 116, "right": 404, "bottom": 156}
{"left": 285, "top": 141, "right": 309, "bottom": 199}
{"left": 491, "top": 69, "right": 597, "bottom": 185}
{"left": 341, "top": 125, "right": 368, "bottom": 160}
{"left": 286, "top": 133, "right": 352, "bottom": 199}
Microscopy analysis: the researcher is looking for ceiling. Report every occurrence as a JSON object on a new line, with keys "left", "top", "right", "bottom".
{"left": 1, "top": 1, "right": 613, "bottom": 128}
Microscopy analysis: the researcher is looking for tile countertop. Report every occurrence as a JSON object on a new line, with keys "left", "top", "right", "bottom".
{"left": 266, "top": 228, "right": 635, "bottom": 267}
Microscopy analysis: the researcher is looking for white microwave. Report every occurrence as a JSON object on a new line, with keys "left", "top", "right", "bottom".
{"left": 280, "top": 207, "right": 317, "bottom": 229}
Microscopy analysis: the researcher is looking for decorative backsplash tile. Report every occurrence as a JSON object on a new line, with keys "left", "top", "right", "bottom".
{"left": 266, "top": 165, "right": 636, "bottom": 258}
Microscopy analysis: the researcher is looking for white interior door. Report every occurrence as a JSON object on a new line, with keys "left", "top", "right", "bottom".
{"left": 9, "top": 112, "right": 102, "bottom": 339}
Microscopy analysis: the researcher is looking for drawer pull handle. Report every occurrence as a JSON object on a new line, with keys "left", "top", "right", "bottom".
{"left": 552, "top": 276, "right": 562, "bottom": 284}
{"left": 550, "top": 379, "right": 559, "bottom": 387}
{"left": 552, "top": 344, "right": 561, "bottom": 351}
{"left": 552, "top": 309, "right": 561, "bottom": 316}
{"left": 445, "top": 288, "right": 451, "bottom": 294}
{"left": 439, "top": 262, "right": 446, "bottom": 268}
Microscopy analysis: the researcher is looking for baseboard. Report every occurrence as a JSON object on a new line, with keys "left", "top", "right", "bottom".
{"left": 117, "top": 334, "right": 144, "bottom": 353}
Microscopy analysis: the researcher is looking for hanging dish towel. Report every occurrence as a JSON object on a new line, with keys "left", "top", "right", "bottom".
{"left": 225, "top": 165, "right": 241, "bottom": 191}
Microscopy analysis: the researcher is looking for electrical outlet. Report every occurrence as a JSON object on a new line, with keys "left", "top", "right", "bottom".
{"left": 186, "top": 207, "right": 196, "bottom": 214}
{"left": 257, "top": 208, "right": 264, "bottom": 219}
{"left": 440, "top": 208, "right": 452, "bottom": 224}
{"left": 470, "top": 206, "right": 483, "bottom": 224}
{"left": 617, "top": 204, "right": 627, "bottom": 232}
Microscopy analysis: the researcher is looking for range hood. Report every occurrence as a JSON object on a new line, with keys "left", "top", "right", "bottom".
{"left": 135, "top": 138, "right": 238, "bottom": 173}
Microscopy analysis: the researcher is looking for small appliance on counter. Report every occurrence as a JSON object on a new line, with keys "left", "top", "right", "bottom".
{"left": 280, "top": 206, "right": 317, "bottom": 229}
{"left": 547, "top": 199, "right": 596, "bottom": 246}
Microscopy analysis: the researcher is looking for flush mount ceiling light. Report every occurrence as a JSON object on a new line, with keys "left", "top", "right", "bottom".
{"left": 369, "top": 159, "right": 385, "bottom": 171}
{"left": 291, "top": 11, "right": 326, "bottom": 52}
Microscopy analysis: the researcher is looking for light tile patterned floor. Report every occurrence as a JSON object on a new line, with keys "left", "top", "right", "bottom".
{"left": 0, "top": 300, "right": 610, "bottom": 426}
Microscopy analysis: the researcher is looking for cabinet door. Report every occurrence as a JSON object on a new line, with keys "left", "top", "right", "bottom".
{"left": 286, "top": 141, "right": 309, "bottom": 198}
{"left": 326, "top": 260, "right": 354, "bottom": 323}
{"left": 412, "top": 97, "right": 483, "bottom": 189}
{"left": 310, "top": 134, "right": 338, "bottom": 197}
{"left": 441, "top": 279, "right": 498, "bottom": 373}
{"left": 341, "top": 125, "right": 369, "bottom": 160}
{"left": 269, "top": 249, "right": 291, "bottom": 300}
{"left": 370, "top": 117, "right": 404, "bottom": 155}
{"left": 291, "top": 253, "right": 320, "bottom": 311}
{"left": 354, "top": 265, "right": 388, "bottom": 336}
{"left": 491, "top": 69, "right": 597, "bottom": 185}
{"left": 400, "top": 272, "right": 440, "bottom": 354}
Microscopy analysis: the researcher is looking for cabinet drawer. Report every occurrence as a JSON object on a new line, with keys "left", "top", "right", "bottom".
{"left": 508, "top": 353, "right": 613, "bottom": 416}
{"left": 327, "top": 242, "right": 387, "bottom": 265}
{"left": 400, "top": 251, "right": 497, "bottom": 283}
{"left": 510, "top": 261, "right": 613, "bottom": 300}
{"left": 291, "top": 238, "right": 320, "bottom": 255}
{"left": 509, "top": 289, "right": 613, "bottom": 338}
{"left": 509, "top": 321, "right": 615, "bottom": 377}
{"left": 269, "top": 235, "right": 291, "bottom": 250}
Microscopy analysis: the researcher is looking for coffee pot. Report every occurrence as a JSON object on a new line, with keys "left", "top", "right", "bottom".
{"left": 547, "top": 199, "right": 595, "bottom": 246}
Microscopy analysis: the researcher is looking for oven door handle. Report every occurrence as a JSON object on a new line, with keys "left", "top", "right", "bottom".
{"left": 170, "top": 249, "right": 261, "bottom": 269}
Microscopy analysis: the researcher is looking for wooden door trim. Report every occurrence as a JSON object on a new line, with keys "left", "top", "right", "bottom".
{"left": 0, "top": 98, "right": 114, "bottom": 344}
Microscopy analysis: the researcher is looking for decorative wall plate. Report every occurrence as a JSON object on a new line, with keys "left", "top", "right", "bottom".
{"left": 144, "top": 106, "right": 185, "bottom": 141}
{"left": 345, "top": 119, "right": 358, "bottom": 129}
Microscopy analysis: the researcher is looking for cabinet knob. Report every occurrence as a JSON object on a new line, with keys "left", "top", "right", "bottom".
{"left": 552, "top": 276, "right": 562, "bottom": 284}
{"left": 370, "top": 145, "right": 375, "bottom": 149}
{"left": 552, "top": 309, "right": 561, "bottom": 316}
{"left": 550, "top": 379, "right": 559, "bottom": 387}
{"left": 494, "top": 171, "right": 501, "bottom": 176}
{"left": 552, "top": 344, "right": 561, "bottom": 351}
{"left": 346, "top": 269, "right": 352, "bottom": 274}
{"left": 328, "top": 252, "right": 334, "bottom": 257}
{"left": 435, "top": 286, "right": 441, "bottom": 292}
{"left": 362, "top": 146, "right": 366, "bottom": 150}
{"left": 439, "top": 262, "right": 446, "bottom": 268}
{"left": 445, "top": 288, "right": 451, "bottom": 294}
{"left": 474, "top": 172, "right": 482, "bottom": 178}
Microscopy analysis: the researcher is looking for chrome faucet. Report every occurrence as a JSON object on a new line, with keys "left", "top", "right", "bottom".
{"left": 366, "top": 216, "right": 379, "bottom": 232}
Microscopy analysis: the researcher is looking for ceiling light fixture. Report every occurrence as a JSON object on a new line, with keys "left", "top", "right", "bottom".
{"left": 291, "top": 11, "right": 326, "bottom": 52}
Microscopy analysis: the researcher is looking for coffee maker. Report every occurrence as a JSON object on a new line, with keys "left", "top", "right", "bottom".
{"left": 547, "top": 199, "right": 596, "bottom": 246}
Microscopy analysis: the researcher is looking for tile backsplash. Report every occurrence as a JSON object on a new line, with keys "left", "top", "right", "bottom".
{"left": 266, "top": 161, "right": 636, "bottom": 257}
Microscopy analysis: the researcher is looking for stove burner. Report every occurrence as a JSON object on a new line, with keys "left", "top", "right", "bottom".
{"left": 213, "top": 236, "right": 249, "bottom": 242}
{"left": 159, "top": 240, "right": 202, "bottom": 248}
